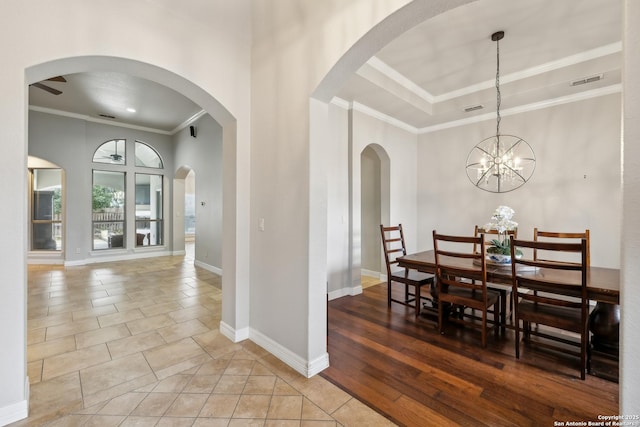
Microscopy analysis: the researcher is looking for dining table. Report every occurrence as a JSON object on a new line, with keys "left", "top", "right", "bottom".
{"left": 397, "top": 249, "right": 620, "bottom": 381}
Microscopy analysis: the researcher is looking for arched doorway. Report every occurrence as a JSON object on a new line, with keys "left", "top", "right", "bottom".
{"left": 360, "top": 144, "right": 390, "bottom": 282}
{"left": 25, "top": 55, "right": 246, "bottom": 349}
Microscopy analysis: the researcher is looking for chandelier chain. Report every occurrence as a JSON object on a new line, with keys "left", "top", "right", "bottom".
{"left": 495, "top": 36, "right": 501, "bottom": 137}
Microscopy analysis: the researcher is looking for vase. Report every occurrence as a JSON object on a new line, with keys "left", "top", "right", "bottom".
{"left": 487, "top": 252, "right": 511, "bottom": 264}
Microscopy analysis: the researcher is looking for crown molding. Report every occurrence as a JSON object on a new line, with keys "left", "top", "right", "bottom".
{"left": 28, "top": 105, "right": 206, "bottom": 136}
{"left": 364, "top": 42, "right": 622, "bottom": 108}
{"left": 418, "top": 83, "right": 621, "bottom": 134}
{"left": 331, "top": 83, "right": 621, "bottom": 136}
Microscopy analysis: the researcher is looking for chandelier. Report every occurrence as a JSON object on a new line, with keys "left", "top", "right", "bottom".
{"left": 465, "top": 31, "right": 535, "bottom": 193}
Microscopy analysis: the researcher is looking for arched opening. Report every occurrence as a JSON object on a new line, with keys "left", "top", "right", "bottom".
{"left": 27, "top": 156, "right": 65, "bottom": 264}
{"left": 173, "top": 165, "right": 196, "bottom": 260}
{"left": 21, "top": 56, "right": 247, "bottom": 422}
{"left": 360, "top": 144, "right": 390, "bottom": 283}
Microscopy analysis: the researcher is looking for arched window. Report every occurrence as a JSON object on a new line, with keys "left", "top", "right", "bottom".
{"left": 93, "top": 139, "right": 126, "bottom": 164}
{"left": 135, "top": 141, "right": 163, "bottom": 168}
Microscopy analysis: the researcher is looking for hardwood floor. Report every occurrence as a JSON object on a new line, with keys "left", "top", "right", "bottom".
{"left": 321, "top": 282, "right": 619, "bottom": 427}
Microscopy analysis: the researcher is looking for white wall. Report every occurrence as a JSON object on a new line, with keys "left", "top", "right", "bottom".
{"left": 250, "top": 0, "right": 416, "bottom": 373}
{"left": 417, "top": 93, "right": 622, "bottom": 268}
{"left": 0, "top": 1, "right": 251, "bottom": 423}
{"left": 621, "top": 0, "right": 640, "bottom": 413}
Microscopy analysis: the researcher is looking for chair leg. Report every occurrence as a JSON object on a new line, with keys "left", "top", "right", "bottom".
{"left": 494, "top": 301, "right": 500, "bottom": 336}
{"left": 438, "top": 300, "right": 445, "bottom": 335}
{"left": 415, "top": 284, "right": 421, "bottom": 318}
{"left": 387, "top": 280, "right": 392, "bottom": 308}
{"left": 515, "top": 318, "right": 521, "bottom": 359}
{"left": 481, "top": 310, "right": 487, "bottom": 348}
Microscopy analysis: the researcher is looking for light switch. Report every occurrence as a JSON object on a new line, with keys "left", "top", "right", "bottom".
{"left": 259, "top": 218, "right": 265, "bottom": 231}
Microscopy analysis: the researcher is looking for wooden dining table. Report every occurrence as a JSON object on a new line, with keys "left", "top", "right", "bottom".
{"left": 397, "top": 250, "right": 620, "bottom": 381}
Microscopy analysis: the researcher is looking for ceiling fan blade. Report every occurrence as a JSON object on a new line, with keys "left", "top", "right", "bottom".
{"left": 32, "top": 82, "right": 62, "bottom": 95}
{"left": 46, "top": 76, "right": 67, "bottom": 83}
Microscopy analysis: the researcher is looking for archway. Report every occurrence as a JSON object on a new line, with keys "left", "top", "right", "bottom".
{"left": 308, "top": 0, "right": 478, "bottom": 365}
{"left": 25, "top": 55, "right": 245, "bottom": 344}
{"left": 360, "top": 144, "right": 390, "bottom": 282}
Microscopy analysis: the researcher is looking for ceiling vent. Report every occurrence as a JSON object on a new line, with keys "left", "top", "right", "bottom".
{"left": 464, "top": 104, "right": 484, "bottom": 113}
{"left": 99, "top": 113, "right": 116, "bottom": 119}
{"left": 571, "top": 74, "right": 603, "bottom": 87}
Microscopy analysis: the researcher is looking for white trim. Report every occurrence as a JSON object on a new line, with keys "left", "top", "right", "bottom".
{"left": 170, "top": 110, "right": 207, "bottom": 135}
{"left": 365, "top": 42, "right": 622, "bottom": 104}
{"left": 0, "top": 399, "right": 28, "bottom": 426}
{"left": 29, "top": 105, "right": 172, "bottom": 135}
{"left": 328, "top": 285, "right": 363, "bottom": 301}
{"left": 351, "top": 101, "right": 419, "bottom": 133}
{"left": 64, "top": 248, "right": 172, "bottom": 266}
{"left": 219, "top": 321, "right": 249, "bottom": 342}
{"left": 365, "top": 56, "right": 435, "bottom": 104}
{"left": 360, "top": 268, "right": 382, "bottom": 279}
{"left": 249, "top": 328, "right": 330, "bottom": 378}
{"left": 172, "top": 250, "right": 187, "bottom": 256}
{"left": 193, "top": 260, "right": 223, "bottom": 276}
{"left": 329, "top": 97, "right": 350, "bottom": 109}
{"left": 27, "top": 251, "right": 64, "bottom": 265}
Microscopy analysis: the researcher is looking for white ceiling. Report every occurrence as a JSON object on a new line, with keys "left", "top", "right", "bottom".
{"left": 28, "top": 0, "right": 622, "bottom": 134}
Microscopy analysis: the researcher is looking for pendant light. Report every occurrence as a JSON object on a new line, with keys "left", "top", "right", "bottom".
{"left": 465, "top": 31, "right": 535, "bottom": 193}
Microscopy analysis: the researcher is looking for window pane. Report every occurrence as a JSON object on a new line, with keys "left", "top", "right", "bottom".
{"left": 135, "top": 141, "right": 163, "bottom": 168}
{"left": 93, "top": 170, "right": 125, "bottom": 250}
{"left": 93, "top": 139, "right": 125, "bottom": 164}
{"left": 32, "top": 169, "right": 62, "bottom": 251}
{"left": 136, "top": 173, "right": 163, "bottom": 246}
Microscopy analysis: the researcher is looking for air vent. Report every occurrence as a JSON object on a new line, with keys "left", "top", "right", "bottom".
{"left": 464, "top": 104, "right": 484, "bottom": 113}
{"left": 99, "top": 113, "right": 116, "bottom": 119}
{"left": 571, "top": 74, "right": 603, "bottom": 87}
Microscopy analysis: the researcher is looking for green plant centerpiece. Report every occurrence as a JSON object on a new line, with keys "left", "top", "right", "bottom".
{"left": 483, "top": 205, "right": 522, "bottom": 263}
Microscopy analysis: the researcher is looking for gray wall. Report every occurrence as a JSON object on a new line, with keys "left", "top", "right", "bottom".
{"left": 173, "top": 115, "right": 224, "bottom": 270}
{"left": 28, "top": 110, "right": 224, "bottom": 269}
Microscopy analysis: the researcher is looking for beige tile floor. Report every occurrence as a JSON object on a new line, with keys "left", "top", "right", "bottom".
{"left": 13, "top": 247, "right": 396, "bottom": 427}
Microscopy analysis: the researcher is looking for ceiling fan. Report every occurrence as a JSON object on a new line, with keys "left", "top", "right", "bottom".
{"left": 31, "top": 76, "right": 66, "bottom": 95}
{"left": 102, "top": 140, "right": 124, "bottom": 162}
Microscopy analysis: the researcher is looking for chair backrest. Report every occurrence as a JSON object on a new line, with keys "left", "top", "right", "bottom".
{"left": 380, "top": 224, "right": 408, "bottom": 276}
{"left": 510, "top": 236, "right": 588, "bottom": 307}
{"left": 473, "top": 225, "right": 517, "bottom": 254}
{"left": 533, "top": 228, "right": 590, "bottom": 266}
{"left": 433, "top": 230, "right": 487, "bottom": 294}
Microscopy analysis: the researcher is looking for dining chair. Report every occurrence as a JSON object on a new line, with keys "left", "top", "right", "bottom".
{"left": 510, "top": 236, "right": 590, "bottom": 379}
{"left": 531, "top": 229, "right": 590, "bottom": 320}
{"left": 533, "top": 228, "right": 590, "bottom": 266}
{"left": 380, "top": 224, "right": 435, "bottom": 317}
{"left": 474, "top": 225, "right": 518, "bottom": 327}
{"left": 432, "top": 230, "right": 501, "bottom": 348}
{"left": 473, "top": 225, "right": 517, "bottom": 255}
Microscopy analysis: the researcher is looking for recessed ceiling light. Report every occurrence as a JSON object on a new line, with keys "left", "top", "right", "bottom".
{"left": 126, "top": 107, "right": 136, "bottom": 113}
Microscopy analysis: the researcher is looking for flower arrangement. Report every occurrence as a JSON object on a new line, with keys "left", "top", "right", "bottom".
{"left": 483, "top": 205, "right": 521, "bottom": 256}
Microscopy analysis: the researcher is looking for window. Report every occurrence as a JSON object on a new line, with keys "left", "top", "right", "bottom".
{"left": 31, "top": 169, "right": 62, "bottom": 251}
{"left": 93, "top": 139, "right": 126, "bottom": 165}
{"left": 136, "top": 174, "right": 163, "bottom": 246}
{"left": 92, "top": 170, "right": 125, "bottom": 250}
{"left": 135, "top": 141, "right": 163, "bottom": 168}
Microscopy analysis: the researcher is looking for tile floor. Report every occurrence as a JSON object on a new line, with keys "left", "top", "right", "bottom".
{"left": 13, "top": 247, "right": 395, "bottom": 426}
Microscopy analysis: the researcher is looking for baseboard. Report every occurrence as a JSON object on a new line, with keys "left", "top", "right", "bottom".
{"left": 219, "top": 321, "right": 249, "bottom": 342}
{"left": 361, "top": 269, "right": 382, "bottom": 279}
{"left": 0, "top": 399, "right": 28, "bottom": 426}
{"left": 328, "top": 285, "right": 362, "bottom": 301}
{"left": 194, "top": 260, "right": 223, "bottom": 276}
{"left": 64, "top": 249, "right": 172, "bottom": 266}
{"left": 249, "top": 328, "right": 329, "bottom": 378}
{"left": 219, "top": 321, "right": 329, "bottom": 378}
{"left": 172, "top": 250, "right": 186, "bottom": 256}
